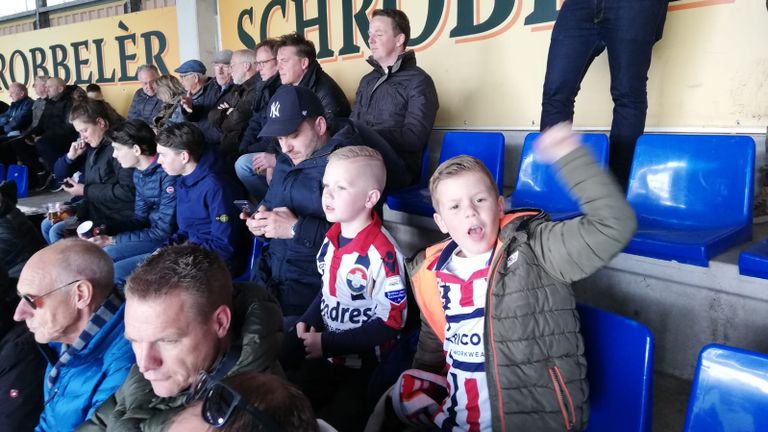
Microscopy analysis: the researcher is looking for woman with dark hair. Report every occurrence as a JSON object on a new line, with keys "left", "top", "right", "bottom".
{"left": 87, "top": 119, "right": 178, "bottom": 269}
{"left": 41, "top": 99, "right": 135, "bottom": 243}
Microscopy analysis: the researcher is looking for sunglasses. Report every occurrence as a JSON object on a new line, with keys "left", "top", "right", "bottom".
{"left": 18, "top": 279, "right": 80, "bottom": 310}
{"left": 186, "top": 371, "right": 283, "bottom": 431}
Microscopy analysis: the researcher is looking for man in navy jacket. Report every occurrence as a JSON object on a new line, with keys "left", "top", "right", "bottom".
{"left": 0, "top": 82, "right": 33, "bottom": 140}
{"left": 245, "top": 85, "right": 408, "bottom": 330}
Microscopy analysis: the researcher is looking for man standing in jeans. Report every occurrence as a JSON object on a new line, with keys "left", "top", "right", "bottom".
{"left": 540, "top": 0, "right": 668, "bottom": 188}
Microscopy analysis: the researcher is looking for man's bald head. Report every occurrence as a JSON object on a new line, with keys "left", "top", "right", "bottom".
{"left": 26, "top": 238, "right": 114, "bottom": 300}
{"left": 45, "top": 77, "right": 65, "bottom": 98}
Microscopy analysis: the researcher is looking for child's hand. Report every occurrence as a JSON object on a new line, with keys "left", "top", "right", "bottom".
{"left": 296, "top": 323, "right": 323, "bottom": 359}
{"left": 535, "top": 122, "right": 581, "bottom": 164}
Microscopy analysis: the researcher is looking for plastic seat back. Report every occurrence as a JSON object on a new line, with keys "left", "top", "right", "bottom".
{"left": 233, "top": 238, "right": 263, "bottom": 282}
{"left": 738, "top": 239, "right": 768, "bottom": 280}
{"left": 577, "top": 303, "right": 654, "bottom": 432}
{"left": 683, "top": 344, "right": 768, "bottom": 432}
{"left": 6, "top": 164, "right": 29, "bottom": 198}
{"left": 0, "top": 163, "right": 5, "bottom": 181}
{"left": 627, "top": 134, "right": 754, "bottom": 230}
{"left": 509, "top": 133, "right": 609, "bottom": 219}
{"left": 386, "top": 132, "right": 505, "bottom": 216}
{"left": 438, "top": 131, "right": 505, "bottom": 192}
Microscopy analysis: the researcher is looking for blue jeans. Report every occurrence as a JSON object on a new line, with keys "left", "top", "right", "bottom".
{"left": 235, "top": 153, "right": 269, "bottom": 202}
{"left": 104, "top": 239, "right": 164, "bottom": 262}
{"left": 113, "top": 252, "right": 153, "bottom": 287}
{"left": 41, "top": 218, "right": 71, "bottom": 244}
{"left": 540, "top": 0, "right": 668, "bottom": 187}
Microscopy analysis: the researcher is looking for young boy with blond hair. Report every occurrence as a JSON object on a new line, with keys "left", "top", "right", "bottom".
{"left": 295, "top": 145, "right": 408, "bottom": 431}
{"left": 405, "top": 123, "right": 637, "bottom": 431}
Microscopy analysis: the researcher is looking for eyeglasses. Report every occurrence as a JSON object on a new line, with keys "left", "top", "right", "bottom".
{"left": 187, "top": 371, "right": 282, "bottom": 431}
{"left": 18, "top": 279, "right": 80, "bottom": 310}
{"left": 255, "top": 58, "right": 276, "bottom": 68}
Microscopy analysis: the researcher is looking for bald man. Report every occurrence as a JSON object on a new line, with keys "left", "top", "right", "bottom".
{"left": 14, "top": 239, "right": 134, "bottom": 431}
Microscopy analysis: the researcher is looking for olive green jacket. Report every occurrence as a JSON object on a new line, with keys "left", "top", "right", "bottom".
{"left": 409, "top": 146, "right": 637, "bottom": 431}
{"left": 78, "top": 283, "right": 283, "bottom": 432}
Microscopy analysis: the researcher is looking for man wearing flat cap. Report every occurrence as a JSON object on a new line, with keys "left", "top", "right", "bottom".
{"left": 175, "top": 51, "right": 235, "bottom": 146}
{"left": 243, "top": 85, "right": 409, "bottom": 332}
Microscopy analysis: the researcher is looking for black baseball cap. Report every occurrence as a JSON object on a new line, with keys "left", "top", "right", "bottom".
{"left": 258, "top": 85, "right": 325, "bottom": 137}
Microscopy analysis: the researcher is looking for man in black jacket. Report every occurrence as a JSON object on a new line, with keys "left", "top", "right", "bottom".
{"left": 209, "top": 47, "right": 263, "bottom": 165}
{"left": 351, "top": 9, "right": 439, "bottom": 183}
{"left": 234, "top": 33, "right": 351, "bottom": 200}
{"left": 276, "top": 32, "right": 350, "bottom": 125}
{"left": 233, "top": 40, "right": 283, "bottom": 201}
{"left": 0, "top": 181, "right": 46, "bottom": 278}
{"left": 8, "top": 78, "right": 80, "bottom": 187}
{"left": 0, "top": 264, "right": 45, "bottom": 432}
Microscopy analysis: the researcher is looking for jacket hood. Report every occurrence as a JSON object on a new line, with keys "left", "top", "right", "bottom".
{"left": 179, "top": 150, "right": 215, "bottom": 187}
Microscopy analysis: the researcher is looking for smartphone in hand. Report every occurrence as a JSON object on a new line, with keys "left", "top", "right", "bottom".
{"left": 234, "top": 200, "right": 257, "bottom": 217}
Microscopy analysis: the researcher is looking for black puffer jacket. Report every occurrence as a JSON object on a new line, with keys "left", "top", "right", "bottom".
{"left": 53, "top": 137, "right": 136, "bottom": 227}
{"left": 298, "top": 60, "right": 350, "bottom": 127}
{"left": 0, "top": 205, "right": 45, "bottom": 278}
{"left": 351, "top": 50, "right": 439, "bottom": 181}
{"left": 209, "top": 73, "right": 263, "bottom": 160}
{"left": 30, "top": 85, "right": 79, "bottom": 145}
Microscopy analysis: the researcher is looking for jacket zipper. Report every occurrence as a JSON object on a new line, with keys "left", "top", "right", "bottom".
{"left": 485, "top": 245, "right": 507, "bottom": 431}
{"left": 548, "top": 366, "right": 577, "bottom": 431}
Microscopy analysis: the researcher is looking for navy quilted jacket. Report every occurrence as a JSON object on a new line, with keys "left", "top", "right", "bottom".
{"left": 112, "top": 159, "right": 177, "bottom": 243}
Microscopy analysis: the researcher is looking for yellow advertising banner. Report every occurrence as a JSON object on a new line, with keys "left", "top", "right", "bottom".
{"left": 0, "top": 7, "right": 179, "bottom": 115}
{"left": 219, "top": 0, "right": 768, "bottom": 130}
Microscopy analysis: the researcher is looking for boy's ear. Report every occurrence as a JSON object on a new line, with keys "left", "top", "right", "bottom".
{"left": 433, "top": 211, "right": 449, "bottom": 234}
{"left": 497, "top": 195, "right": 505, "bottom": 218}
{"left": 365, "top": 189, "right": 381, "bottom": 209}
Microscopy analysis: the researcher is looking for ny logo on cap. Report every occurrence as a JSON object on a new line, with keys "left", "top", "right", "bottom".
{"left": 270, "top": 101, "right": 281, "bottom": 118}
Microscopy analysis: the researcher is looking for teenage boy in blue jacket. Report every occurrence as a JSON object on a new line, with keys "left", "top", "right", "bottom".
{"left": 114, "top": 122, "right": 247, "bottom": 282}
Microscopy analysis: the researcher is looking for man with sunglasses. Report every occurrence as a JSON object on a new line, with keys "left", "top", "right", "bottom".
{"left": 80, "top": 245, "right": 283, "bottom": 432}
{"left": 13, "top": 239, "right": 134, "bottom": 432}
{"left": 168, "top": 371, "right": 322, "bottom": 432}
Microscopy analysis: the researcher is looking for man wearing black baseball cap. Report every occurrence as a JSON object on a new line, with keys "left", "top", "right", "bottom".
{"left": 243, "top": 85, "right": 409, "bottom": 331}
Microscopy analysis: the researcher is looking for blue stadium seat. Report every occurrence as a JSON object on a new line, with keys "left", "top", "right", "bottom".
{"left": 6, "top": 164, "right": 29, "bottom": 198}
{"left": 386, "top": 132, "right": 505, "bottom": 217}
{"left": 683, "top": 344, "right": 768, "bottom": 432}
{"left": 624, "top": 134, "right": 755, "bottom": 266}
{"left": 0, "top": 163, "right": 5, "bottom": 181}
{"left": 233, "top": 238, "right": 263, "bottom": 282}
{"left": 577, "top": 303, "right": 654, "bottom": 432}
{"left": 738, "top": 238, "right": 768, "bottom": 280}
{"left": 507, "top": 132, "right": 609, "bottom": 220}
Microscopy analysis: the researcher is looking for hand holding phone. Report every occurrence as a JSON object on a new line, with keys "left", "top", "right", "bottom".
{"left": 234, "top": 200, "right": 257, "bottom": 217}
